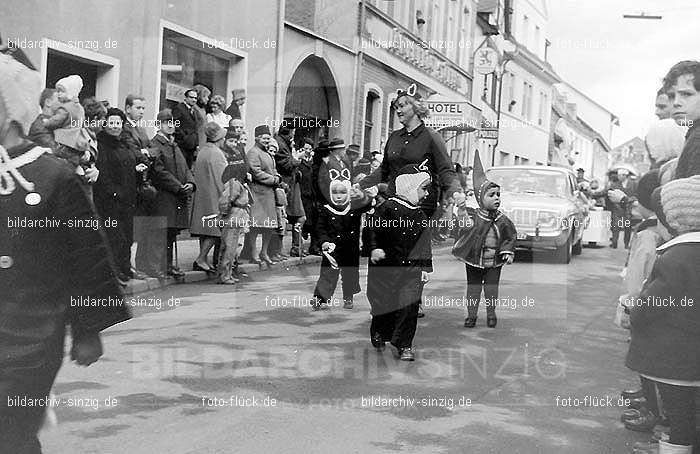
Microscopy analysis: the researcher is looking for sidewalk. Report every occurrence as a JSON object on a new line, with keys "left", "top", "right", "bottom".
{"left": 125, "top": 234, "right": 321, "bottom": 295}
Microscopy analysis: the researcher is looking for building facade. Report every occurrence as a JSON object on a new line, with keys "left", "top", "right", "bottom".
{"left": 356, "top": 0, "right": 481, "bottom": 165}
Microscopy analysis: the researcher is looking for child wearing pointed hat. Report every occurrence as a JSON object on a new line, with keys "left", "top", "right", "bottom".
{"left": 365, "top": 162, "right": 433, "bottom": 361}
{"left": 452, "top": 152, "right": 516, "bottom": 328}
{"left": 310, "top": 138, "right": 373, "bottom": 311}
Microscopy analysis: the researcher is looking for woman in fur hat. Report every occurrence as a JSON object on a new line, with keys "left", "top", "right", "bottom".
{"left": 452, "top": 152, "right": 516, "bottom": 328}
{"left": 625, "top": 175, "right": 700, "bottom": 454}
{"left": 365, "top": 163, "right": 433, "bottom": 361}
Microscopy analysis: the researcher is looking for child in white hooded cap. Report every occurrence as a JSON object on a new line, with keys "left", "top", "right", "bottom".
{"left": 42, "top": 74, "right": 86, "bottom": 130}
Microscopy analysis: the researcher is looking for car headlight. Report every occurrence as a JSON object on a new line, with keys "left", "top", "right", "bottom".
{"left": 536, "top": 211, "right": 559, "bottom": 229}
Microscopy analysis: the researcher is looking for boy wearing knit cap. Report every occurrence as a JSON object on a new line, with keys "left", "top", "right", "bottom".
{"left": 452, "top": 152, "right": 516, "bottom": 328}
{"left": 625, "top": 175, "right": 700, "bottom": 453}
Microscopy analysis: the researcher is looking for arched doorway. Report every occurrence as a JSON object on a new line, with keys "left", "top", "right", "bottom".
{"left": 283, "top": 56, "right": 341, "bottom": 145}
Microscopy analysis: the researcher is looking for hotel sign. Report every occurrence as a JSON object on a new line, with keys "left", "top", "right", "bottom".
{"left": 363, "top": 13, "right": 468, "bottom": 94}
{"left": 424, "top": 101, "right": 481, "bottom": 131}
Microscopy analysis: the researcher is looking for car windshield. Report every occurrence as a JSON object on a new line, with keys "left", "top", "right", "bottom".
{"left": 486, "top": 168, "right": 570, "bottom": 197}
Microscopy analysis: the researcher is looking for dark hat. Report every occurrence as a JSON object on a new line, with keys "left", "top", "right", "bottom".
{"left": 156, "top": 108, "right": 174, "bottom": 122}
{"left": 254, "top": 124, "right": 271, "bottom": 137}
{"left": 347, "top": 143, "right": 361, "bottom": 155}
{"left": 221, "top": 161, "right": 247, "bottom": 184}
{"left": 576, "top": 167, "right": 585, "bottom": 172}
{"left": 327, "top": 138, "right": 345, "bottom": 150}
{"left": 205, "top": 122, "right": 226, "bottom": 142}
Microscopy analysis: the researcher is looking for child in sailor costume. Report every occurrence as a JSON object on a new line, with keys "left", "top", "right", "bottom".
{"left": 311, "top": 151, "right": 372, "bottom": 310}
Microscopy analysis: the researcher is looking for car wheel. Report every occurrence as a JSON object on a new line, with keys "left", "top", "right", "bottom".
{"left": 572, "top": 234, "right": 582, "bottom": 255}
{"left": 554, "top": 234, "right": 572, "bottom": 264}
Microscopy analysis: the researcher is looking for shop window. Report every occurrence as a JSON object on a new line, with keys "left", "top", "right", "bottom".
{"left": 160, "top": 28, "right": 236, "bottom": 112}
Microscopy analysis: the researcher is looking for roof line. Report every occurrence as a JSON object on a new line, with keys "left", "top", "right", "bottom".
{"left": 555, "top": 81, "right": 619, "bottom": 123}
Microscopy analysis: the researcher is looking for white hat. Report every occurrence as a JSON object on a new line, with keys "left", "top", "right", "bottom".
{"left": 56, "top": 75, "right": 83, "bottom": 99}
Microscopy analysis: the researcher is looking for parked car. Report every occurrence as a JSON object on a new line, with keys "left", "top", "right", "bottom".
{"left": 485, "top": 165, "right": 590, "bottom": 263}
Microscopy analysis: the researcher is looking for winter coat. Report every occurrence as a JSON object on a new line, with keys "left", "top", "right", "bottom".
{"left": 172, "top": 102, "right": 199, "bottom": 164}
{"left": 246, "top": 143, "right": 279, "bottom": 229}
{"left": 148, "top": 133, "right": 195, "bottom": 229}
{"left": 93, "top": 130, "right": 139, "bottom": 214}
{"left": 358, "top": 122, "right": 461, "bottom": 216}
{"left": 625, "top": 233, "right": 700, "bottom": 381}
{"left": 316, "top": 199, "right": 372, "bottom": 267}
{"left": 218, "top": 178, "right": 250, "bottom": 230}
{"left": 190, "top": 142, "right": 227, "bottom": 237}
{"left": 274, "top": 134, "right": 304, "bottom": 217}
{"left": 123, "top": 120, "right": 150, "bottom": 150}
{"left": 365, "top": 197, "right": 433, "bottom": 314}
{"left": 27, "top": 113, "right": 57, "bottom": 150}
{"left": 452, "top": 207, "right": 517, "bottom": 268}
{"left": 1, "top": 143, "right": 130, "bottom": 380}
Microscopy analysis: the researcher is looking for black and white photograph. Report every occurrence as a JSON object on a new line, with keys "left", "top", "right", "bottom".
{"left": 1, "top": 0, "right": 700, "bottom": 452}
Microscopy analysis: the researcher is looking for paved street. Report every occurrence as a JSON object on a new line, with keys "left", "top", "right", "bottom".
{"left": 39, "top": 244, "right": 653, "bottom": 454}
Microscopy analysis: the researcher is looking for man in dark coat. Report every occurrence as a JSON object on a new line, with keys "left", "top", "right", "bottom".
{"left": 123, "top": 94, "right": 150, "bottom": 150}
{"left": 146, "top": 109, "right": 195, "bottom": 277}
{"left": 0, "top": 48, "right": 130, "bottom": 453}
{"left": 172, "top": 88, "right": 200, "bottom": 168}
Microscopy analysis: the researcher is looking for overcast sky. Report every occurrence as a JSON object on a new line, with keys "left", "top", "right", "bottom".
{"left": 547, "top": 0, "right": 700, "bottom": 147}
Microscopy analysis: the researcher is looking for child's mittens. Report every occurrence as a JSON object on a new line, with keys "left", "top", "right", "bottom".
{"left": 370, "top": 248, "right": 385, "bottom": 264}
{"left": 421, "top": 271, "right": 430, "bottom": 283}
{"left": 500, "top": 252, "right": 514, "bottom": 265}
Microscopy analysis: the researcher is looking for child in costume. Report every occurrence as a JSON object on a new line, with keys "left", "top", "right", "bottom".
{"left": 365, "top": 163, "right": 433, "bottom": 361}
{"left": 453, "top": 152, "right": 516, "bottom": 328}
{"left": 217, "top": 158, "right": 250, "bottom": 284}
{"left": 311, "top": 140, "right": 372, "bottom": 310}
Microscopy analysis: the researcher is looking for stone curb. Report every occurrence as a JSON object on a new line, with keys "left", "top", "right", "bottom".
{"left": 124, "top": 255, "right": 323, "bottom": 295}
